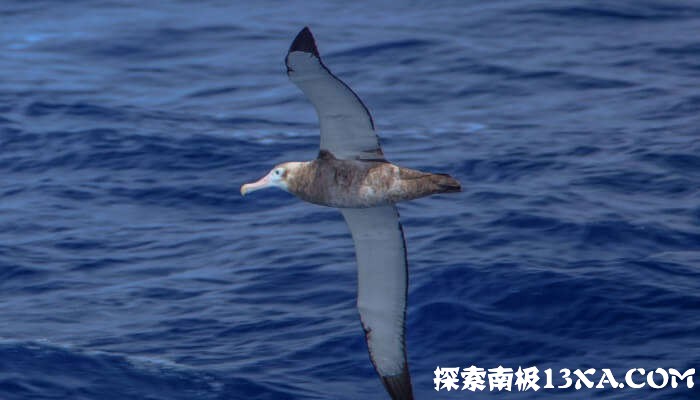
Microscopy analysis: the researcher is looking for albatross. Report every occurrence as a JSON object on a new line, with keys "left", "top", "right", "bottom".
{"left": 241, "top": 27, "right": 461, "bottom": 400}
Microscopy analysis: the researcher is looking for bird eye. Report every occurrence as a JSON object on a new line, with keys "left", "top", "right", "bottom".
{"left": 275, "top": 169, "right": 281, "bottom": 175}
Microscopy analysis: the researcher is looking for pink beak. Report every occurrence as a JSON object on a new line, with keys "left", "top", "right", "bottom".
{"left": 240, "top": 173, "right": 272, "bottom": 196}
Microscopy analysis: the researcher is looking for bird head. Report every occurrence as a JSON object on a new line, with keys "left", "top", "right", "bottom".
{"left": 240, "top": 162, "right": 303, "bottom": 196}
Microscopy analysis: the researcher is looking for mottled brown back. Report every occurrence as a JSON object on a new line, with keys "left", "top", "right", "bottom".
{"left": 285, "top": 150, "right": 460, "bottom": 208}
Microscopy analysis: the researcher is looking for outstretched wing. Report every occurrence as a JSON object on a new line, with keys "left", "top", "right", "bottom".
{"left": 341, "top": 206, "right": 414, "bottom": 400}
{"left": 286, "top": 27, "right": 384, "bottom": 161}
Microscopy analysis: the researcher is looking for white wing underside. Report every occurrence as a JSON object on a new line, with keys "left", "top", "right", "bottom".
{"left": 341, "top": 206, "right": 408, "bottom": 377}
{"left": 286, "top": 30, "right": 383, "bottom": 161}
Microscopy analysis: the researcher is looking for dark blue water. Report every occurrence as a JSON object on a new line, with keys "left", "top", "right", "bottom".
{"left": 1, "top": 1, "right": 699, "bottom": 399}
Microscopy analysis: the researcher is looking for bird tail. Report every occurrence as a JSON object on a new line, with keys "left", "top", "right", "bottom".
{"left": 395, "top": 169, "right": 462, "bottom": 202}
{"left": 430, "top": 173, "right": 461, "bottom": 193}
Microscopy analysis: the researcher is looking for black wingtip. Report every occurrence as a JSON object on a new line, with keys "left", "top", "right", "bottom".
{"left": 288, "top": 26, "right": 319, "bottom": 57}
{"left": 381, "top": 366, "right": 415, "bottom": 400}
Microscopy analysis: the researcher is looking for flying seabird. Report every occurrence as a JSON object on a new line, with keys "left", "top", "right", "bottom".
{"left": 241, "top": 27, "right": 461, "bottom": 400}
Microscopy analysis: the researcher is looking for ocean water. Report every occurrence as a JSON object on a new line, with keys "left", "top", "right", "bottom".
{"left": 1, "top": 1, "right": 699, "bottom": 399}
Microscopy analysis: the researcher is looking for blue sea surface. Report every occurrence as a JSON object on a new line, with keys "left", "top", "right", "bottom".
{"left": 1, "top": 1, "right": 699, "bottom": 399}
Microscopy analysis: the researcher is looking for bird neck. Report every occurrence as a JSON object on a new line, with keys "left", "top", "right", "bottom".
{"left": 284, "top": 161, "right": 313, "bottom": 195}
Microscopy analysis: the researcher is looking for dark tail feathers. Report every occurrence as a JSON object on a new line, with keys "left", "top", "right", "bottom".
{"left": 431, "top": 173, "right": 461, "bottom": 193}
